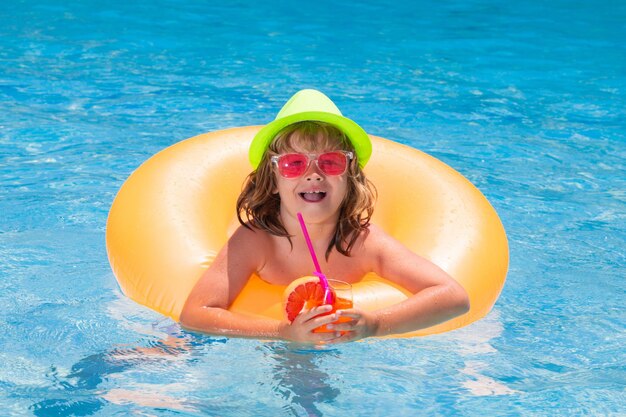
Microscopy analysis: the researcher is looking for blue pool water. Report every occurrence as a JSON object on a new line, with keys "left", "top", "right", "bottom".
{"left": 1, "top": 1, "right": 625, "bottom": 415}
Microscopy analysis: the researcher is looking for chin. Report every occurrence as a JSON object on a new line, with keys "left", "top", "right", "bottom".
{"left": 295, "top": 204, "right": 341, "bottom": 224}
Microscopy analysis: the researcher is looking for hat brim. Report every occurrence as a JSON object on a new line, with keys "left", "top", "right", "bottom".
{"left": 249, "top": 111, "right": 372, "bottom": 169}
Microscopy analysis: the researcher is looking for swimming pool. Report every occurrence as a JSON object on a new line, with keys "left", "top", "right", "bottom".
{"left": 1, "top": 1, "right": 624, "bottom": 415}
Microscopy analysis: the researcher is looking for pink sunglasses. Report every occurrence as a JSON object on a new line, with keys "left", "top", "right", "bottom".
{"left": 271, "top": 151, "right": 354, "bottom": 178}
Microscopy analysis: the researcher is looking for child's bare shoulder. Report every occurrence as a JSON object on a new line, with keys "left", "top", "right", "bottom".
{"left": 360, "top": 223, "right": 405, "bottom": 255}
{"left": 225, "top": 224, "right": 272, "bottom": 271}
{"left": 348, "top": 224, "right": 390, "bottom": 259}
{"left": 229, "top": 223, "right": 273, "bottom": 248}
{"left": 363, "top": 223, "right": 393, "bottom": 245}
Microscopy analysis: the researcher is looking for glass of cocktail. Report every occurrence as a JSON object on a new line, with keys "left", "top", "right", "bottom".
{"left": 314, "top": 279, "right": 353, "bottom": 333}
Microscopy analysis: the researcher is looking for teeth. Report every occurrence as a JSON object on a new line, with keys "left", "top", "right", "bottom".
{"left": 300, "top": 191, "right": 326, "bottom": 202}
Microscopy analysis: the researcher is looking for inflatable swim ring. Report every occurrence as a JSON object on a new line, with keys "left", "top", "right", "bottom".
{"left": 106, "top": 126, "right": 508, "bottom": 337}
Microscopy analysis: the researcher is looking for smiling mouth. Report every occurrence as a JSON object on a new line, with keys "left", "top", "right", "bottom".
{"left": 299, "top": 191, "right": 327, "bottom": 202}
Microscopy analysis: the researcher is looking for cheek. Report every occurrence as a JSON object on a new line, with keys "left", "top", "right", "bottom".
{"left": 272, "top": 173, "right": 285, "bottom": 194}
{"left": 274, "top": 177, "right": 293, "bottom": 197}
{"left": 334, "top": 178, "right": 349, "bottom": 201}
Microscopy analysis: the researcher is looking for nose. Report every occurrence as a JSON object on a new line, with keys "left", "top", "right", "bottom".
{"left": 304, "top": 160, "right": 324, "bottom": 181}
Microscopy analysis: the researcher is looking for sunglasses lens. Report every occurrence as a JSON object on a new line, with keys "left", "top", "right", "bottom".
{"left": 277, "top": 154, "right": 309, "bottom": 178}
{"left": 317, "top": 152, "right": 347, "bottom": 175}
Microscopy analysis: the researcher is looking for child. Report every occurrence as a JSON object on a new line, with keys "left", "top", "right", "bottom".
{"left": 180, "top": 89, "right": 469, "bottom": 343}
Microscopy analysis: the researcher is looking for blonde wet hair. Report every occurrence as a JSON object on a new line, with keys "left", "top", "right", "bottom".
{"left": 236, "top": 121, "right": 377, "bottom": 258}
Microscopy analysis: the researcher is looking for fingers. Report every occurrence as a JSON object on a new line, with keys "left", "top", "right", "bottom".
{"left": 287, "top": 305, "right": 342, "bottom": 343}
{"left": 323, "top": 310, "right": 358, "bottom": 331}
{"left": 334, "top": 309, "right": 362, "bottom": 319}
{"left": 288, "top": 305, "right": 368, "bottom": 344}
{"left": 310, "top": 330, "right": 346, "bottom": 344}
{"left": 326, "top": 321, "right": 355, "bottom": 332}
{"left": 326, "top": 332, "right": 355, "bottom": 344}
{"left": 292, "top": 304, "right": 333, "bottom": 325}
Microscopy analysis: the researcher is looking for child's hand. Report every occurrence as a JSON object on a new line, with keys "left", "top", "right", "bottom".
{"left": 279, "top": 305, "right": 344, "bottom": 344}
{"left": 324, "top": 308, "right": 379, "bottom": 343}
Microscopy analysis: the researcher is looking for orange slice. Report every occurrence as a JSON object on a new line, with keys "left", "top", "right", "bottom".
{"left": 283, "top": 276, "right": 334, "bottom": 323}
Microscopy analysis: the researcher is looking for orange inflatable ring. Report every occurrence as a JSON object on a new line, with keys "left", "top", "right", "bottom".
{"left": 106, "top": 126, "right": 508, "bottom": 337}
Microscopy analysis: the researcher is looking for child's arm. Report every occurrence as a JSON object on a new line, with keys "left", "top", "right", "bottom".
{"left": 179, "top": 226, "right": 340, "bottom": 343}
{"left": 329, "top": 226, "right": 470, "bottom": 340}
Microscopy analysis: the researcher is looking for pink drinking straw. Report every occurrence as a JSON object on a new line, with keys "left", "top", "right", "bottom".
{"left": 296, "top": 212, "right": 332, "bottom": 304}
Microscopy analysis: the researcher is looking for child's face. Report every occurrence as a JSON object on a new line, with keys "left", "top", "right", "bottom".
{"left": 273, "top": 140, "right": 349, "bottom": 225}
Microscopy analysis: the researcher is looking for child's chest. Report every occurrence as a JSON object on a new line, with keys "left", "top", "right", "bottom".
{"left": 257, "top": 242, "right": 372, "bottom": 286}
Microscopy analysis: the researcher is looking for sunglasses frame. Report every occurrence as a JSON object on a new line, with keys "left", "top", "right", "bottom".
{"left": 270, "top": 150, "right": 354, "bottom": 178}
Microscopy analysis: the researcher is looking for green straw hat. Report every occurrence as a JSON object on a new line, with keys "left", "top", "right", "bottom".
{"left": 249, "top": 89, "right": 372, "bottom": 169}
